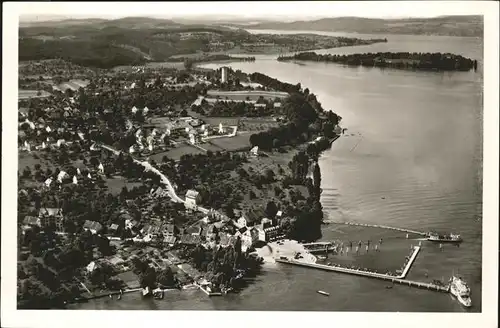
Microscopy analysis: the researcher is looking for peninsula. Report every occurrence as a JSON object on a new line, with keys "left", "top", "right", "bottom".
{"left": 277, "top": 52, "right": 478, "bottom": 72}
{"left": 17, "top": 57, "right": 342, "bottom": 309}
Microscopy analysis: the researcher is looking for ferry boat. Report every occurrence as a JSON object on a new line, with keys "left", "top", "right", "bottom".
{"left": 317, "top": 290, "right": 330, "bottom": 296}
{"left": 426, "top": 232, "right": 462, "bottom": 243}
{"left": 449, "top": 276, "right": 472, "bottom": 307}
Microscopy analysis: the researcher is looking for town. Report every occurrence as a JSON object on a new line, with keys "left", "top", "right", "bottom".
{"left": 17, "top": 58, "right": 344, "bottom": 308}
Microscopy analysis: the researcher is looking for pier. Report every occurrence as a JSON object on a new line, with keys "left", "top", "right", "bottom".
{"left": 275, "top": 258, "right": 449, "bottom": 293}
{"left": 275, "top": 246, "right": 449, "bottom": 293}
{"left": 328, "top": 220, "right": 427, "bottom": 236}
{"left": 302, "top": 242, "right": 336, "bottom": 254}
{"left": 195, "top": 283, "right": 223, "bottom": 297}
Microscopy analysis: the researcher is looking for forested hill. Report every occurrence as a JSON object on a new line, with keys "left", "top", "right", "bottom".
{"left": 18, "top": 20, "right": 251, "bottom": 69}
{"left": 239, "top": 15, "right": 483, "bottom": 37}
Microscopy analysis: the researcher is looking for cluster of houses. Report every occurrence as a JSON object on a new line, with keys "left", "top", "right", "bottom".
{"left": 22, "top": 187, "right": 285, "bottom": 255}
{"left": 21, "top": 207, "right": 105, "bottom": 235}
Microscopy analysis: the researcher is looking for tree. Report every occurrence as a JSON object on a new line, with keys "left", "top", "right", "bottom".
{"left": 180, "top": 109, "right": 188, "bottom": 117}
{"left": 22, "top": 166, "right": 32, "bottom": 179}
{"left": 264, "top": 169, "right": 275, "bottom": 183}
{"left": 157, "top": 267, "right": 175, "bottom": 287}
{"left": 184, "top": 59, "right": 193, "bottom": 71}
{"left": 306, "top": 143, "right": 319, "bottom": 159}
{"left": 223, "top": 202, "right": 235, "bottom": 219}
{"left": 312, "top": 162, "right": 321, "bottom": 191}
{"left": 265, "top": 201, "right": 278, "bottom": 220}
{"left": 131, "top": 257, "right": 148, "bottom": 275}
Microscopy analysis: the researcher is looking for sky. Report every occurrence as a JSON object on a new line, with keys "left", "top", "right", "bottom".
{"left": 16, "top": 1, "right": 482, "bottom": 22}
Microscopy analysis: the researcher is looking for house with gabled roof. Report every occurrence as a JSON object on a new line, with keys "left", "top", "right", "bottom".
{"left": 236, "top": 207, "right": 267, "bottom": 228}
{"left": 185, "top": 189, "right": 201, "bottom": 209}
{"left": 38, "top": 208, "right": 64, "bottom": 232}
{"left": 164, "top": 224, "right": 179, "bottom": 237}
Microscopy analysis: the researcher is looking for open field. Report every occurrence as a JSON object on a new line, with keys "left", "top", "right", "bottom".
{"left": 206, "top": 90, "right": 289, "bottom": 101}
{"left": 200, "top": 142, "right": 225, "bottom": 152}
{"left": 202, "top": 117, "right": 241, "bottom": 126}
{"left": 105, "top": 176, "right": 143, "bottom": 195}
{"left": 19, "top": 90, "right": 52, "bottom": 100}
{"left": 150, "top": 145, "right": 206, "bottom": 161}
{"left": 238, "top": 117, "right": 280, "bottom": 132}
{"left": 18, "top": 151, "right": 57, "bottom": 171}
{"left": 208, "top": 134, "right": 250, "bottom": 152}
{"left": 52, "top": 79, "right": 89, "bottom": 92}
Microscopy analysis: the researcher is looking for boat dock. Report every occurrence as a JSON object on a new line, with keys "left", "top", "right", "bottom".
{"left": 302, "top": 242, "right": 336, "bottom": 254}
{"left": 329, "top": 221, "right": 427, "bottom": 236}
{"left": 275, "top": 246, "right": 449, "bottom": 293}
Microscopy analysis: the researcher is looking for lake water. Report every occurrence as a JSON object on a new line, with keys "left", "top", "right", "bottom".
{"left": 72, "top": 32, "right": 483, "bottom": 312}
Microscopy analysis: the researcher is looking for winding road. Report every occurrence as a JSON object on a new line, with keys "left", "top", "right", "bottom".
{"left": 100, "top": 143, "right": 211, "bottom": 215}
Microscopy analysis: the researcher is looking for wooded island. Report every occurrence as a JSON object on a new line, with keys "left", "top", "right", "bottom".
{"left": 277, "top": 52, "right": 478, "bottom": 71}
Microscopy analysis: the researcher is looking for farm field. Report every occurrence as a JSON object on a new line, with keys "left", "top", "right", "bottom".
{"left": 238, "top": 117, "right": 280, "bottom": 132}
{"left": 200, "top": 142, "right": 225, "bottom": 152}
{"left": 149, "top": 145, "right": 206, "bottom": 161}
{"left": 52, "top": 79, "right": 89, "bottom": 92}
{"left": 208, "top": 134, "right": 251, "bottom": 152}
{"left": 18, "top": 90, "right": 52, "bottom": 100}
{"left": 202, "top": 117, "right": 241, "bottom": 127}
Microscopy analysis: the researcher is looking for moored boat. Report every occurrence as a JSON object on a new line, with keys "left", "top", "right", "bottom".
{"left": 153, "top": 288, "right": 164, "bottom": 299}
{"left": 142, "top": 286, "right": 151, "bottom": 297}
{"left": 426, "top": 232, "right": 462, "bottom": 243}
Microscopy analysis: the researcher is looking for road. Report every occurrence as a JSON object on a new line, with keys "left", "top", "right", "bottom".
{"left": 100, "top": 143, "right": 213, "bottom": 217}
{"left": 100, "top": 144, "right": 185, "bottom": 203}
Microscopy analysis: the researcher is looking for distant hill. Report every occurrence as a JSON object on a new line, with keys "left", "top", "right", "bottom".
{"left": 19, "top": 16, "right": 183, "bottom": 29}
{"left": 237, "top": 15, "right": 483, "bottom": 37}
{"left": 18, "top": 18, "right": 251, "bottom": 68}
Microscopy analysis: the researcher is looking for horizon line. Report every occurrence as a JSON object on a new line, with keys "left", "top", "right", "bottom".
{"left": 19, "top": 14, "right": 480, "bottom": 23}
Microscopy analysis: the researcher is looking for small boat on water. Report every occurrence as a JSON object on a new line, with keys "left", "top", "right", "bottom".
{"left": 153, "top": 288, "right": 164, "bottom": 300}
{"left": 426, "top": 232, "right": 462, "bottom": 243}
{"left": 385, "top": 285, "right": 393, "bottom": 289}
{"left": 117, "top": 294, "right": 122, "bottom": 300}
{"left": 142, "top": 287, "right": 151, "bottom": 297}
{"left": 317, "top": 290, "right": 330, "bottom": 296}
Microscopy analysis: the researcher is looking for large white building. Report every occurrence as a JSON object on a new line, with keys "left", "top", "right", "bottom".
{"left": 221, "top": 66, "right": 229, "bottom": 83}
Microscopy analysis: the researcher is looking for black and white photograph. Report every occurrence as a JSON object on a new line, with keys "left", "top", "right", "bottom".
{"left": 2, "top": 1, "right": 498, "bottom": 327}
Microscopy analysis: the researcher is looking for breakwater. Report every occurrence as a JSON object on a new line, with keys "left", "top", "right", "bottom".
{"left": 328, "top": 220, "right": 427, "bottom": 236}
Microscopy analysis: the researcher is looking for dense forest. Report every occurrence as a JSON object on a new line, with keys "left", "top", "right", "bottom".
{"left": 19, "top": 38, "right": 147, "bottom": 69}
{"left": 278, "top": 51, "right": 478, "bottom": 71}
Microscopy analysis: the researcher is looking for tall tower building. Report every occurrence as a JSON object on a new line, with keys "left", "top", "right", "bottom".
{"left": 221, "top": 66, "right": 229, "bottom": 83}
